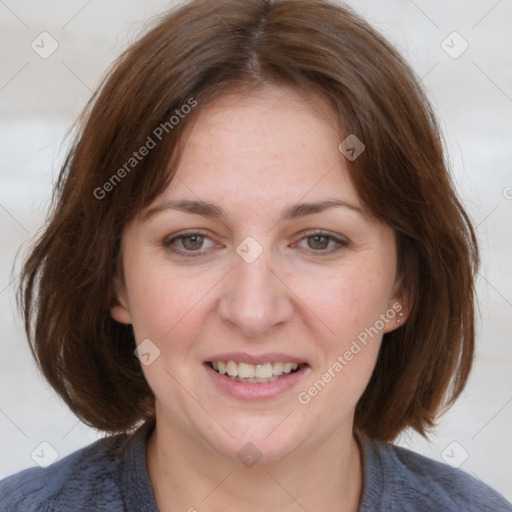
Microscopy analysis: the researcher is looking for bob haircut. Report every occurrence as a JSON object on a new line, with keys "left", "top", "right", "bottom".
{"left": 19, "top": 0, "right": 479, "bottom": 442}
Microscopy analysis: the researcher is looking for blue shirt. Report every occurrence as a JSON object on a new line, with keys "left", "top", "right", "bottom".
{"left": 1, "top": 425, "right": 511, "bottom": 511}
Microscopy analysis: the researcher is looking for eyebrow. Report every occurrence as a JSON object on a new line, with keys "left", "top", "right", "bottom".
{"left": 142, "top": 198, "right": 367, "bottom": 222}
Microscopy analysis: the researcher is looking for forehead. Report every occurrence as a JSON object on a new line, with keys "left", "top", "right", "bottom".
{"left": 159, "top": 85, "right": 361, "bottom": 213}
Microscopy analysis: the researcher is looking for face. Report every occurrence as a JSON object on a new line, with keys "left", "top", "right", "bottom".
{"left": 111, "top": 84, "right": 405, "bottom": 464}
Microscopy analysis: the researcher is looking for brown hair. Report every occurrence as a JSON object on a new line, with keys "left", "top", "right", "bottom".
{"left": 18, "top": 0, "right": 479, "bottom": 441}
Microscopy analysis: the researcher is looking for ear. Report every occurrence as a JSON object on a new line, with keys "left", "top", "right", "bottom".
{"left": 383, "top": 278, "right": 411, "bottom": 333}
{"left": 110, "top": 275, "right": 132, "bottom": 325}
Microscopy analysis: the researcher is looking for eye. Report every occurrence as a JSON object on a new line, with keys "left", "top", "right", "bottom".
{"left": 163, "top": 231, "right": 215, "bottom": 256}
{"left": 295, "top": 231, "right": 348, "bottom": 253}
{"left": 180, "top": 234, "right": 206, "bottom": 251}
{"left": 163, "top": 229, "right": 349, "bottom": 258}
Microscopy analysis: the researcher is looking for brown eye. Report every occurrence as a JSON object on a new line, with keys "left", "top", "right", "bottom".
{"left": 295, "top": 231, "right": 349, "bottom": 255}
{"left": 181, "top": 234, "right": 204, "bottom": 250}
{"left": 307, "top": 235, "right": 330, "bottom": 250}
{"left": 163, "top": 232, "right": 214, "bottom": 257}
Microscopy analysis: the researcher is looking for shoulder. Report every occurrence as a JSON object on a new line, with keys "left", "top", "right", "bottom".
{"left": 361, "top": 438, "right": 512, "bottom": 511}
{"left": 0, "top": 435, "right": 130, "bottom": 512}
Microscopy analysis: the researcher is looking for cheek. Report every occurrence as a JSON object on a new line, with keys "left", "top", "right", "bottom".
{"left": 296, "top": 274, "right": 386, "bottom": 412}
{"left": 297, "top": 266, "right": 394, "bottom": 343}
{"left": 125, "top": 262, "right": 220, "bottom": 345}
{"left": 290, "top": 259, "right": 394, "bottom": 405}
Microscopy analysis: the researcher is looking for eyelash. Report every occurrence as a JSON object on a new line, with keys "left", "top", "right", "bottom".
{"left": 162, "top": 229, "right": 349, "bottom": 258}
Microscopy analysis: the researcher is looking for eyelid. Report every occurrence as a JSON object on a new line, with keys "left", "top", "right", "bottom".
{"left": 163, "top": 228, "right": 211, "bottom": 244}
{"left": 163, "top": 229, "right": 349, "bottom": 257}
{"left": 298, "top": 228, "right": 348, "bottom": 241}
{"left": 162, "top": 229, "right": 218, "bottom": 256}
{"left": 293, "top": 229, "right": 349, "bottom": 251}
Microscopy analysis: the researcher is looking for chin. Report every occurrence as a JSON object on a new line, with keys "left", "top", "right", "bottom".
{"left": 202, "top": 418, "right": 306, "bottom": 466}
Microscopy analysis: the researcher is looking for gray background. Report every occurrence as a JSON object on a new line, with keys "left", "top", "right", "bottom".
{"left": 1, "top": 0, "right": 511, "bottom": 500}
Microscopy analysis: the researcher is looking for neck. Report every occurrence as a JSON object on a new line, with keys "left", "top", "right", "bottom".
{"left": 146, "top": 417, "right": 363, "bottom": 512}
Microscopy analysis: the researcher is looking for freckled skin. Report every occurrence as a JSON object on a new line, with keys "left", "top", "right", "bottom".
{"left": 111, "top": 85, "right": 406, "bottom": 512}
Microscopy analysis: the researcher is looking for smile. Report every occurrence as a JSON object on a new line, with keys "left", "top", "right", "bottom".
{"left": 208, "top": 360, "right": 304, "bottom": 383}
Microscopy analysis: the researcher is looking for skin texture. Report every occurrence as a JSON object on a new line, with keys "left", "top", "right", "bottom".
{"left": 111, "top": 84, "right": 407, "bottom": 512}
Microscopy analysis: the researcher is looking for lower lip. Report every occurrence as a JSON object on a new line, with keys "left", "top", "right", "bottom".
{"left": 204, "top": 363, "right": 310, "bottom": 400}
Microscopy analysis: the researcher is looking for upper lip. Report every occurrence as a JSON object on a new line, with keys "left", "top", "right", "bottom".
{"left": 205, "top": 352, "right": 308, "bottom": 365}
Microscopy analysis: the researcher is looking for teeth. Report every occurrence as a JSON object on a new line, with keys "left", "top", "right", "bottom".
{"left": 272, "top": 362, "right": 283, "bottom": 375}
{"left": 255, "top": 362, "right": 272, "bottom": 379}
{"left": 239, "top": 362, "right": 255, "bottom": 378}
{"left": 226, "top": 361, "right": 238, "bottom": 377}
{"left": 209, "top": 360, "right": 301, "bottom": 381}
{"left": 283, "top": 362, "right": 294, "bottom": 373}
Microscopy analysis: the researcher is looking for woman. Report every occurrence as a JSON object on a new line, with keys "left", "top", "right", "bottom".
{"left": 1, "top": 0, "right": 510, "bottom": 510}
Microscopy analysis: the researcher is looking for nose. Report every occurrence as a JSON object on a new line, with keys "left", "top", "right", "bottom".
{"left": 217, "top": 247, "right": 294, "bottom": 337}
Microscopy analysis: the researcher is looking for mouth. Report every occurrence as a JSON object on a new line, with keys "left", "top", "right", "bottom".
{"left": 205, "top": 360, "right": 308, "bottom": 384}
